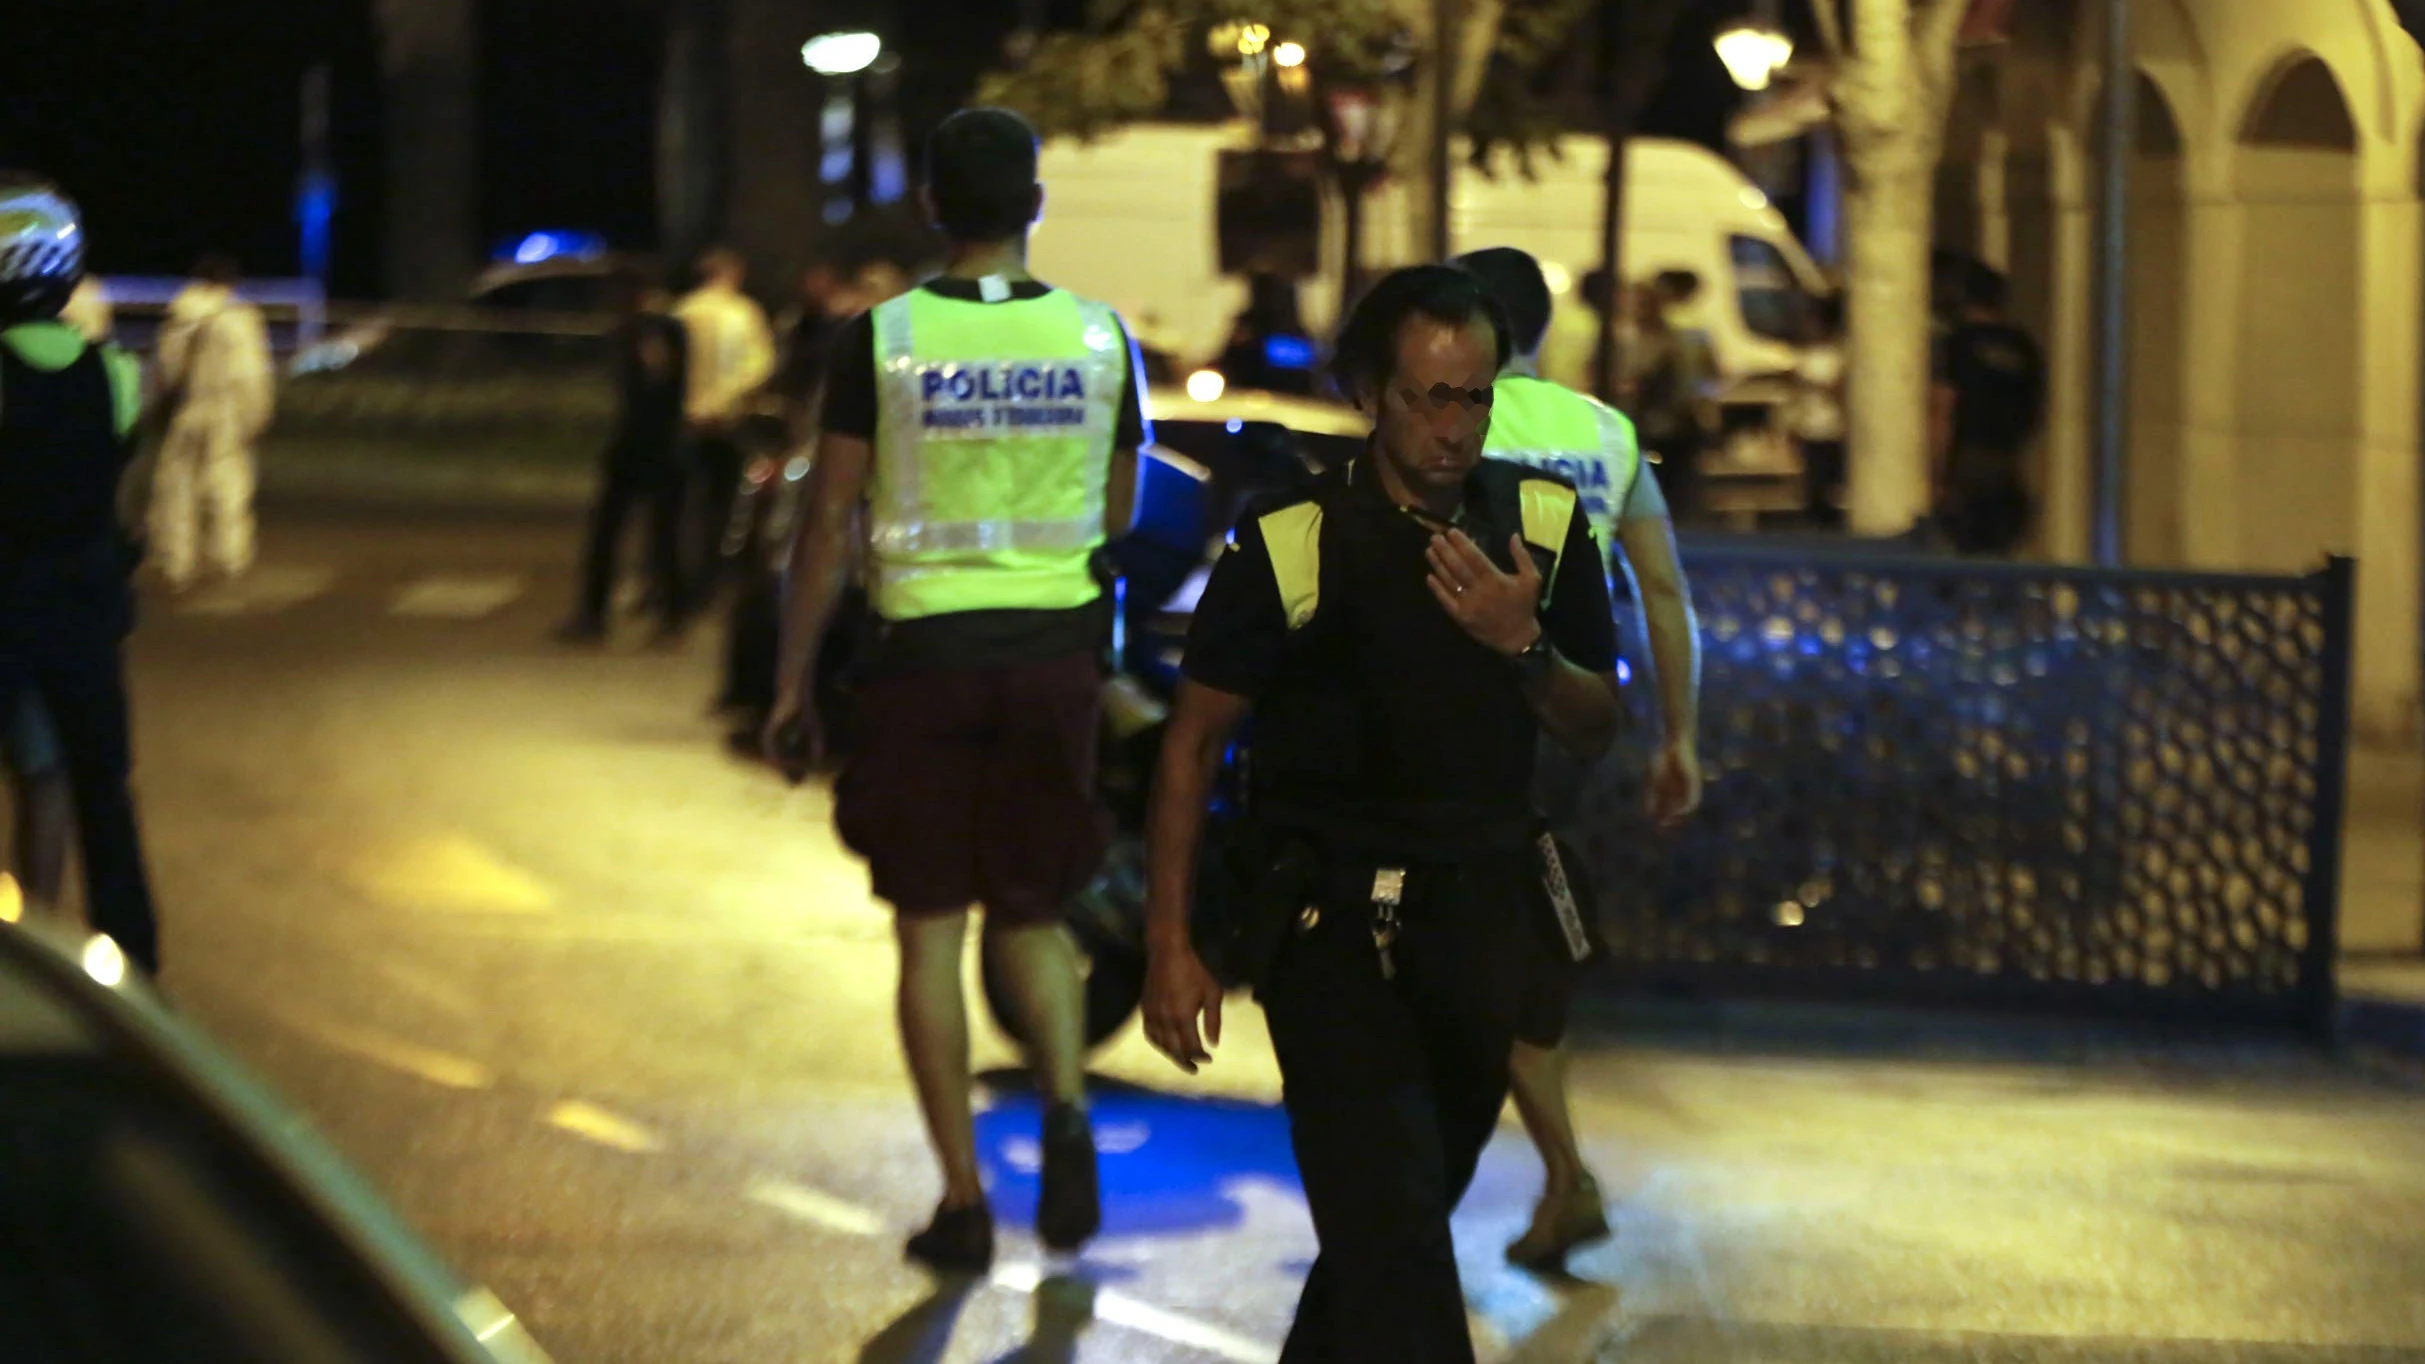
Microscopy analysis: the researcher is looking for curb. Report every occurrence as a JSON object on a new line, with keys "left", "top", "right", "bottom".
{"left": 2338, "top": 990, "right": 2425, "bottom": 1065}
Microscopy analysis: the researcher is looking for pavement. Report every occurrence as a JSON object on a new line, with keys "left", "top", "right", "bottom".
{"left": 2331, "top": 745, "right": 2425, "bottom": 1065}
{"left": 13, "top": 498, "right": 2425, "bottom": 1361}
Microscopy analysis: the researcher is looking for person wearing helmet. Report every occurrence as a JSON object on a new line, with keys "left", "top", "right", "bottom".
{"left": 0, "top": 175, "right": 163, "bottom": 976}
{"left": 153, "top": 253, "right": 274, "bottom": 592}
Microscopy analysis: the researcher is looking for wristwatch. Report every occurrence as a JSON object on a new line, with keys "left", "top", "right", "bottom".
{"left": 1510, "top": 630, "right": 1556, "bottom": 685}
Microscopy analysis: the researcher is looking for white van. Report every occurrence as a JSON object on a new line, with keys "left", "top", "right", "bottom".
{"left": 1030, "top": 123, "right": 1828, "bottom": 384}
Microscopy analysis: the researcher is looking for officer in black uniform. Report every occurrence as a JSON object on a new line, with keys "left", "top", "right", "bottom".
{"left": 0, "top": 175, "right": 162, "bottom": 975}
{"left": 1142, "top": 266, "right": 1624, "bottom": 1362}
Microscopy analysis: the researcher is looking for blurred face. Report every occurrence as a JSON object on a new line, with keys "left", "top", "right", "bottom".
{"left": 1367, "top": 313, "right": 1497, "bottom": 498}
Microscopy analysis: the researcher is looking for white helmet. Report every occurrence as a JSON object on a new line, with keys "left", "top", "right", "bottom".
{"left": 0, "top": 175, "right": 86, "bottom": 325}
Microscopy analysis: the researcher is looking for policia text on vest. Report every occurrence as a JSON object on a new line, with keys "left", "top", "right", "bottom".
{"left": 914, "top": 360, "right": 1092, "bottom": 432}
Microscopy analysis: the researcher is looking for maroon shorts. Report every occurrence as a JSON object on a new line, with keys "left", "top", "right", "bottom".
{"left": 833, "top": 651, "right": 1108, "bottom": 925}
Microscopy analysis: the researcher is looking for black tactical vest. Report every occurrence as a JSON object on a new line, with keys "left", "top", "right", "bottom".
{"left": 1246, "top": 458, "right": 1567, "bottom": 859}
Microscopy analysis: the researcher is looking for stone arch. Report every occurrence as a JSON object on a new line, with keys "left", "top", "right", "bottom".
{"left": 2238, "top": 52, "right": 2361, "bottom": 149}
{"left": 2229, "top": 49, "right": 2362, "bottom": 571}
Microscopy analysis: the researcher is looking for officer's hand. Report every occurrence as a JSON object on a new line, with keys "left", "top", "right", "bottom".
{"left": 1143, "top": 944, "right": 1223, "bottom": 1074}
{"left": 1648, "top": 739, "right": 1703, "bottom": 829}
{"left": 1426, "top": 530, "right": 1542, "bottom": 657}
{"left": 761, "top": 691, "right": 822, "bottom": 785}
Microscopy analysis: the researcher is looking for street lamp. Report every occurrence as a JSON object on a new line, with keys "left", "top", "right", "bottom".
{"left": 801, "top": 31, "right": 883, "bottom": 75}
{"left": 1714, "top": 19, "right": 1794, "bottom": 92}
{"left": 1273, "top": 40, "right": 1307, "bottom": 68}
{"left": 803, "top": 33, "right": 884, "bottom": 226}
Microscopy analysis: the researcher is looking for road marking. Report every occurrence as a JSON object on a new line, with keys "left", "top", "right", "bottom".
{"left": 745, "top": 1176, "right": 889, "bottom": 1237}
{"left": 544, "top": 1100, "right": 661, "bottom": 1153}
{"left": 281, "top": 1013, "right": 494, "bottom": 1090}
{"left": 743, "top": 1174, "right": 1281, "bottom": 1360}
{"left": 390, "top": 574, "right": 526, "bottom": 618}
{"left": 343, "top": 833, "right": 557, "bottom": 914}
{"left": 990, "top": 1262, "right": 1278, "bottom": 1363}
{"left": 176, "top": 565, "right": 337, "bottom": 616}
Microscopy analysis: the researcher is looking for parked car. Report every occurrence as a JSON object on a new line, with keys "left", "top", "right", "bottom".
{"left": 0, "top": 914, "right": 553, "bottom": 1364}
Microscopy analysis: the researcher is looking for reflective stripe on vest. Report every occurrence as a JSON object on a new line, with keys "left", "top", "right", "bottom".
{"left": 1258, "top": 477, "right": 1572, "bottom": 631}
{"left": 869, "top": 288, "right": 1128, "bottom": 620}
{"left": 1482, "top": 374, "right": 1640, "bottom": 547}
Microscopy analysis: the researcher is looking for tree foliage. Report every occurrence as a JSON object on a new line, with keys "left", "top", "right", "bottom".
{"left": 975, "top": 0, "right": 1594, "bottom": 174}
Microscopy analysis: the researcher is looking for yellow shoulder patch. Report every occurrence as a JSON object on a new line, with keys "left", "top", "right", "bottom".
{"left": 1258, "top": 501, "right": 1325, "bottom": 630}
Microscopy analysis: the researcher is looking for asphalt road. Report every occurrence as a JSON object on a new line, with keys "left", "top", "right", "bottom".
{"left": 76, "top": 502, "right": 2425, "bottom": 1362}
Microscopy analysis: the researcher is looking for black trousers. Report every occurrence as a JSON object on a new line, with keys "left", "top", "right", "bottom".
{"left": 686, "top": 432, "right": 746, "bottom": 612}
{"left": 1258, "top": 848, "right": 1535, "bottom": 1364}
{"left": 0, "top": 557, "right": 159, "bottom": 973}
{"left": 577, "top": 450, "right": 685, "bottom": 626}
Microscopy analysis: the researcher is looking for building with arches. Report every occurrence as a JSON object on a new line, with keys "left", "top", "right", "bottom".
{"left": 1936, "top": 0, "right": 2425, "bottom": 740}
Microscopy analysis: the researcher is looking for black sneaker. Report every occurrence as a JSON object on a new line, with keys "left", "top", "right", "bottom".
{"left": 905, "top": 1200, "right": 993, "bottom": 1273}
{"left": 1036, "top": 1103, "right": 1100, "bottom": 1252}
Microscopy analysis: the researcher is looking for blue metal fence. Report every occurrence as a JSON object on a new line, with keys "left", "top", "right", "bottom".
{"left": 1563, "top": 542, "right": 2355, "bottom": 1028}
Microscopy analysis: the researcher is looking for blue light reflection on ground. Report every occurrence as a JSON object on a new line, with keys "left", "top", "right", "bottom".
{"left": 973, "top": 1085, "right": 1298, "bottom": 1240}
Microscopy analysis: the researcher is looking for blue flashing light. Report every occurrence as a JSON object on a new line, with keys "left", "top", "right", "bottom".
{"left": 1263, "top": 333, "right": 1316, "bottom": 370}
{"left": 506, "top": 230, "right": 605, "bottom": 266}
{"left": 1616, "top": 659, "right": 1632, "bottom": 686}
{"left": 1225, "top": 418, "right": 1243, "bottom": 434}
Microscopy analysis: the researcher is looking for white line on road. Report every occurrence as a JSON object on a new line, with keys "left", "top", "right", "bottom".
{"left": 275, "top": 1012, "right": 495, "bottom": 1090}
{"left": 544, "top": 1100, "right": 662, "bottom": 1153}
{"left": 990, "top": 1261, "right": 1279, "bottom": 1364}
{"left": 744, "top": 1175, "right": 1283, "bottom": 1360}
{"left": 175, "top": 565, "right": 337, "bottom": 616}
{"left": 389, "top": 574, "right": 526, "bottom": 619}
{"left": 745, "top": 1176, "right": 889, "bottom": 1237}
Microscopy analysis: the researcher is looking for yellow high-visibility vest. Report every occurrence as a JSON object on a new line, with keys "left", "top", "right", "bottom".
{"left": 1482, "top": 373, "right": 1640, "bottom": 547}
{"left": 868, "top": 287, "right": 1130, "bottom": 621}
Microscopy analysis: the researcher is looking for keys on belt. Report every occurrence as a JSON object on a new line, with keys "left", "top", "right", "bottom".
{"left": 1369, "top": 868, "right": 1405, "bottom": 980}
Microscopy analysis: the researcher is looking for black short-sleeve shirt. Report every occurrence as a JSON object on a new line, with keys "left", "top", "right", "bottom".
{"left": 1184, "top": 464, "right": 1620, "bottom": 699}
{"left": 820, "top": 277, "right": 1149, "bottom": 447}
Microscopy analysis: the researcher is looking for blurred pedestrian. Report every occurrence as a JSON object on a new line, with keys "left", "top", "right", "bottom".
{"left": 673, "top": 247, "right": 775, "bottom": 613}
{"left": 153, "top": 253, "right": 273, "bottom": 591}
{"left": 1626, "top": 277, "right": 1715, "bottom": 522}
{"left": 1789, "top": 292, "right": 1848, "bottom": 529}
{"left": 1145, "top": 266, "right": 1625, "bottom": 1362}
{"left": 1931, "top": 261, "right": 2045, "bottom": 556}
{"left": 772, "top": 261, "right": 850, "bottom": 434}
{"left": 0, "top": 175, "right": 163, "bottom": 975}
{"left": 560, "top": 271, "right": 691, "bottom": 644}
{"left": 1456, "top": 246, "right": 1704, "bottom": 1274}
{"left": 766, "top": 107, "right": 1150, "bottom": 1272}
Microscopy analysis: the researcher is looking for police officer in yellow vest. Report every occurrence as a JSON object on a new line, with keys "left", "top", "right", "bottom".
{"left": 0, "top": 175, "right": 163, "bottom": 975}
{"left": 1457, "top": 246, "right": 1705, "bottom": 1271}
{"left": 766, "top": 109, "right": 1147, "bottom": 1272}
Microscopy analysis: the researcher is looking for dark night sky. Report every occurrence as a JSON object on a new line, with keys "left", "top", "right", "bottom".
{"left": 0, "top": 0, "right": 1741, "bottom": 300}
